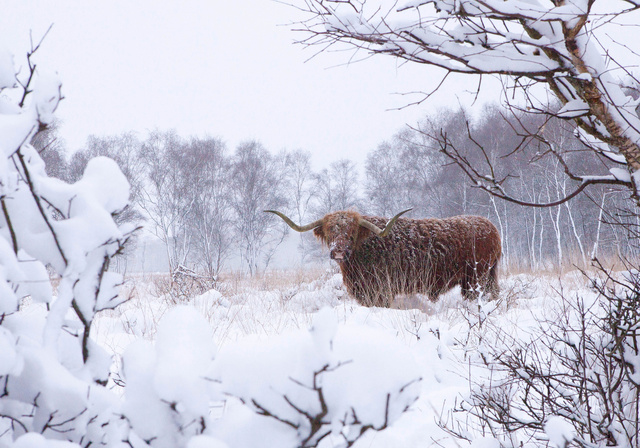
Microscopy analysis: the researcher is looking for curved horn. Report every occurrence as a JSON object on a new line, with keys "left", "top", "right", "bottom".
{"left": 358, "top": 208, "right": 413, "bottom": 237}
{"left": 264, "top": 210, "right": 324, "bottom": 232}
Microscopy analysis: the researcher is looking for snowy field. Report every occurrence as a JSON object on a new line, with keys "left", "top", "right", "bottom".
{"left": 83, "top": 267, "right": 594, "bottom": 448}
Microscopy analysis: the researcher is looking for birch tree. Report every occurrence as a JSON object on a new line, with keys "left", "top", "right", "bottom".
{"left": 182, "top": 136, "right": 233, "bottom": 277}
{"left": 312, "top": 159, "right": 361, "bottom": 216}
{"left": 284, "top": 149, "right": 318, "bottom": 262}
{"left": 231, "top": 141, "right": 289, "bottom": 275}
{"left": 138, "top": 130, "right": 192, "bottom": 273}
{"left": 70, "top": 132, "right": 144, "bottom": 227}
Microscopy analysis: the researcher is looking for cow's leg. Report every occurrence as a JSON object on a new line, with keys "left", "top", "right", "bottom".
{"left": 486, "top": 262, "right": 500, "bottom": 301}
{"left": 426, "top": 285, "right": 443, "bottom": 302}
{"left": 354, "top": 292, "right": 390, "bottom": 307}
{"left": 462, "top": 262, "right": 499, "bottom": 301}
{"left": 349, "top": 285, "right": 371, "bottom": 307}
{"left": 347, "top": 281, "right": 384, "bottom": 307}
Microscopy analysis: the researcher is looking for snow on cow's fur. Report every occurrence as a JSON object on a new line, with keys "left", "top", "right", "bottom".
{"left": 267, "top": 209, "right": 502, "bottom": 307}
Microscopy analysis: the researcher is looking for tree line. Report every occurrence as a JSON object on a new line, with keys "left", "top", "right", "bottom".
{"left": 36, "top": 104, "right": 635, "bottom": 277}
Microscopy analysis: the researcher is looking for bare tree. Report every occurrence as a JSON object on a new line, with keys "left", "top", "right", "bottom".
{"left": 285, "top": 149, "right": 316, "bottom": 223}
{"left": 365, "top": 131, "right": 415, "bottom": 217}
{"left": 311, "top": 168, "right": 335, "bottom": 217}
{"left": 296, "top": 1, "right": 640, "bottom": 206}
{"left": 283, "top": 149, "right": 318, "bottom": 263}
{"left": 64, "top": 133, "right": 147, "bottom": 273}
{"left": 182, "top": 136, "right": 233, "bottom": 277}
{"left": 412, "top": 108, "right": 485, "bottom": 217}
{"left": 312, "top": 158, "right": 361, "bottom": 216}
{"left": 30, "top": 118, "right": 68, "bottom": 180}
{"left": 70, "top": 132, "right": 145, "bottom": 226}
{"left": 138, "top": 130, "right": 193, "bottom": 273}
{"left": 231, "top": 141, "right": 289, "bottom": 275}
{"left": 331, "top": 159, "right": 361, "bottom": 210}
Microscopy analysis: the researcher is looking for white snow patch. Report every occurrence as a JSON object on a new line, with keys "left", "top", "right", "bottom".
{"left": 545, "top": 416, "right": 576, "bottom": 448}
{"left": 610, "top": 167, "right": 631, "bottom": 182}
{"left": 557, "top": 99, "right": 590, "bottom": 118}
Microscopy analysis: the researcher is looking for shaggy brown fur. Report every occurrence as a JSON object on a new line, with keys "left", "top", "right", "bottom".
{"left": 313, "top": 211, "right": 502, "bottom": 307}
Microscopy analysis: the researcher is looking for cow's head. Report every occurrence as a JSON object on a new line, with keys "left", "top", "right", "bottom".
{"left": 264, "top": 209, "right": 411, "bottom": 263}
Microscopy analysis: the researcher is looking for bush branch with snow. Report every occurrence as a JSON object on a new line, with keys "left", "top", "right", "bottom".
{"left": 442, "top": 263, "right": 640, "bottom": 448}
{"left": 0, "top": 35, "right": 137, "bottom": 446}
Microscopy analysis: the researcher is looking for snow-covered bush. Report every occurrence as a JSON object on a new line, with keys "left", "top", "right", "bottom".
{"left": 0, "top": 36, "right": 135, "bottom": 446}
{"left": 121, "top": 306, "right": 220, "bottom": 448}
{"left": 443, "top": 265, "right": 640, "bottom": 448}
{"left": 118, "top": 306, "right": 421, "bottom": 448}
{"left": 213, "top": 308, "right": 421, "bottom": 448}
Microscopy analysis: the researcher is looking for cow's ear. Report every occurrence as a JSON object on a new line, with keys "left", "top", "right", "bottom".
{"left": 313, "top": 225, "right": 325, "bottom": 242}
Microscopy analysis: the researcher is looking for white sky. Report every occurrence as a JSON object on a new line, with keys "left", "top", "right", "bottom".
{"left": 0, "top": 0, "right": 491, "bottom": 168}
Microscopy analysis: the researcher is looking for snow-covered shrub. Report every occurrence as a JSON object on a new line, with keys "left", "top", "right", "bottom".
{"left": 443, "top": 264, "right": 640, "bottom": 448}
{"left": 121, "top": 306, "right": 220, "bottom": 448}
{"left": 117, "top": 306, "right": 421, "bottom": 448}
{"left": 212, "top": 308, "right": 422, "bottom": 448}
{"left": 0, "top": 38, "right": 135, "bottom": 446}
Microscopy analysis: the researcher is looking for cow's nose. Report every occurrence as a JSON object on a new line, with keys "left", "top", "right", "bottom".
{"left": 330, "top": 249, "right": 350, "bottom": 262}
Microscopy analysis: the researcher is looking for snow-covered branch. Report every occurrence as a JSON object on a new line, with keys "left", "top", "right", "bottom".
{"left": 0, "top": 34, "right": 136, "bottom": 444}
{"left": 296, "top": 0, "right": 640, "bottom": 203}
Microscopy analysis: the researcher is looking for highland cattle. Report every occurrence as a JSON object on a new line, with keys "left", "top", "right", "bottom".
{"left": 265, "top": 209, "right": 501, "bottom": 307}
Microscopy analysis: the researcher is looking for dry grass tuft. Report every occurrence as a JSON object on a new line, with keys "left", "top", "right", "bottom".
{"left": 217, "top": 267, "right": 331, "bottom": 294}
{"left": 105, "top": 262, "right": 617, "bottom": 350}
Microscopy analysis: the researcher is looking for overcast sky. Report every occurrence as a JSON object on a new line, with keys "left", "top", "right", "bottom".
{"left": 0, "top": 0, "right": 497, "bottom": 168}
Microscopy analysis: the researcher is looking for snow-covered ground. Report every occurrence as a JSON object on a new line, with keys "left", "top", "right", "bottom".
{"left": 90, "top": 268, "right": 594, "bottom": 448}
